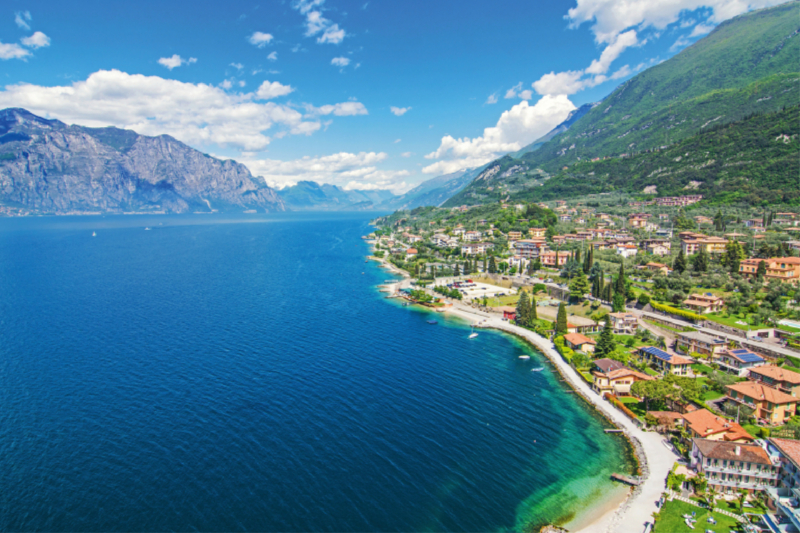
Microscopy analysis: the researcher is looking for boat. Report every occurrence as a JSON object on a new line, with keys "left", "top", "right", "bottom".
{"left": 144, "top": 227, "right": 151, "bottom": 231}
{"left": 468, "top": 325, "right": 478, "bottom": 339}
{"left": 427, "top": 319, "right": 438, "bottom": 325}
{"left": 518, "top": 355, "right": 530, "bottom": 360}
{"left": 92, "top": 231, "right": 96, "bottom": 237}
{"left": 531, "top": 367, "right": 544, "bottom": 372}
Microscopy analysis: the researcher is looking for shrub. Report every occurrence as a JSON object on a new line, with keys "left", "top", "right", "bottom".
{"left": 650, "top": 300, "right": 705, "bottom": 322}
{"left": 637, "top": 293, "right": 651, "bottom": 305}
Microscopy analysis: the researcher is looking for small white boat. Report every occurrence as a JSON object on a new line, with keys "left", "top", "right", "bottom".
{"left": 518, "top": 355, "right": 530, "bottom": 360}
{"left": 531, "top": 367, "right": 544, "bottom": 372}
{"left": 92, "top": 231, "right": 96, "bottom": 237}
{"left": 144, "top": 227, "right": 151, "bottom": 231}
{"left": 469, "top": 333, "right": 479, "bottom": 339}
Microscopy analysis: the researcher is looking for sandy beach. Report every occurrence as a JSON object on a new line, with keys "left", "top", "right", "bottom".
{"left": 375, "top": 268, "right": 678, "bottom": 533}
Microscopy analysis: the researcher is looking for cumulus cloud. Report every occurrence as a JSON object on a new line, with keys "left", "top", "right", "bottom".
{"left": 15, "top": 11, "right": 31, "bottom": 30}
{"left": 331, "top": 56, "right": 350, "bottom": 67}
{"left": 532, "top": 70, "right": 585, "bottom": 96}
{"left": 400, "top": 152, "right": 412, "bottom": 158}
{"left": 230, "top": 62, "right": 244, "bottom": 70}
{"left": 158, "top": 55, "right": 197, "bottom": 70}
{"left": 584, "top": 30, "right": 639, "bottom": 74}
{"left": 248, "top": 32, "right": 274, "bottom": 48}
{"left": 505, "top": 82, "right": 523, "bottom": 99}
{"left": 423, "top": 94, "right": 576, "bottom": 174}
{"left": 255, "top": 80, "right": 294, "bottom": 99}
{"left": 518, "top": 90, "right": 533, "bottom": 100}
{"left": 237, "top": 151, "right": 411, "bottom": 192}
{"left": 390, "top": 106, "right": 410, "bottom": 116}
{"left": 307, "top": 101, "right": 368, "bottom": 116}
{"left": 293, "top": 0, "right": 347, "bottom": 45}
{"left": 485, "top": 93, "right": 498, "bottom": 104}
{"left": 670, "top": 34, "right": 693, "bottom": 51}
{"left": 267, "top": 51, "right": 278, "bottom": 61}
{"left": 690, "top": 23, "right": 716, "bottom": 36}
{"left": 0, "top": 42, "right": 30, "bottom": 60}
{"left": 0, "top": 69, "right": 341, "bottom": 151}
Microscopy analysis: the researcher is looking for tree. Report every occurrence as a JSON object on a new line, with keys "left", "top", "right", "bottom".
{"left": 529, "top": 293, "right": 538, "bottom": 321}
{"left": 488, "top": 255, "right": 497, "bottom": 274}
{"left": 595, "top": 316, "right": 616, "bottom": 357}
{"left": 692, "top": 247, "right": 709, "bottom": 273}
{"left": 575, "top": 249, "right": 581, "bottom": 265}
{"left": 674, "top": 249, "right": 687, "bottom": 274}
{"left": 533, "top": 258, "right": 542, "bottom": 271}
{"left": 615, "top": 264, "right": 626, "bottom": 295}
{"left": 756, "top": 259, "right": 767, "bottom": 282}
{"left": 570, "top": 270, "right": 591, "bottom": 299}
{"left": 527, "top": 260, "right": 535, "bottom": 276}
{"left": 453, "top": 263, "right": 460, "bottom": 277}
{"left": 516, "top": 290, "right": 530, "bottom": 325}
{"left": 556, "top": 302, "right": 568, "bottom": 335}
{"left": 721, "top": 240, "right": 746, "bottom": 272}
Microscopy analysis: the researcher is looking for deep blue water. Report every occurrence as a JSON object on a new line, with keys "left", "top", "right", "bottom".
{"left": 0, "top": 213, "right": 632, "bottom": 532}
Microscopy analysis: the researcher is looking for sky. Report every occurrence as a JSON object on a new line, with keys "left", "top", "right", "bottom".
{"left": 0, "top": 0, "right": 793, "bottom": 193}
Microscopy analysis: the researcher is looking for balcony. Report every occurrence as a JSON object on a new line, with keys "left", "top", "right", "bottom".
{"left": 767, "top": 488, "right": 800, "bottom": 532}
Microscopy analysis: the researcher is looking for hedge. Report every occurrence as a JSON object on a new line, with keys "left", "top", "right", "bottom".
{"left": 553, "top": 336, "right": 575, "bottom": 363}
{"left": 604, "top": 393, "right": 639, "bottom": 421}
{"left": 650, "top": 301, "right": 705, "bottom": 323}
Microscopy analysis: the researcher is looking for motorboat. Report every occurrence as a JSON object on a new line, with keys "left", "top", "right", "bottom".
{"left": 427, "top": 319, "right": 438, "bottom": 325}
{"left": 531, "top": 367, "right": 544, "bottom": 372}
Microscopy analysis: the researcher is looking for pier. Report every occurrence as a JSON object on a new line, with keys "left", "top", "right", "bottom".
{"left": 611, "top": 473, "right": 641, "bottom": 486}
{"left": 604, "top": 429, "right": 623, "bottom": 433}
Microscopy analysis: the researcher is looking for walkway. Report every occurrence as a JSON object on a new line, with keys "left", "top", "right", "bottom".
{"left": 665, "top": 490, "right": 746, "bottom": 522}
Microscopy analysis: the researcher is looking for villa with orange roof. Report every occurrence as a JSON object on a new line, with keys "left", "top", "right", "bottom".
{"left": 726, "top": 381, "right": 798, "bottom": 425}
{"left": 563, "top": 333, "right": 596, "bottom": 353}
{"left": 748, "top": 365, "right": 800, "bottom": 397}
{"left": 592, "top": 366, "right": 654, "bottom": 396}
{"left": 681, "top": 409, "right": 753, "bottom": 443}
{"left": 739, "top": 257, "right": 800, "bottom": 285}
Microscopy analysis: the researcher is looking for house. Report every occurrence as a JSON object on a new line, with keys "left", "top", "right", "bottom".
{"left": 464, "top": 230, "right": 482, "bottom": 242}
{"left": 638, "top": 346, "right": 692, "bottom": 375}
{"left": 403, "top": 233, "right": 423, "bottom": 243}
{"left": 739, "top": 257, "right": 800, "bottom": 285}
{"left": 715, "top": 349, "right": 766, "bottom": 377}
{"left": 694, "top": 216, "right": 714, "bottom": 226}
{"left": 460, "top": 242, "right": 493, "bottom": 256}
{"left": 616, "top": 244, "right": 638, "bottom": 258}
{"left": 529, "top": 227, "right": 547, "bottom": 238}
{"left": 765, "top": 438, "right": 800, "bottom": 529}
{"left": 744, "top": 218, "right": 764, "bottom": 228}
{"left": 682, "top": 293, "right": 724, "bottom": 314}
{"left": 406, "top": 248, "right": 418, "bottom": 260}
{"left": 628, "top": 214, "right": 648, "bottom": 228}
{"left": 608, "top": 312, "right": 638, "bottom": 334}
{"left": 500, "top": 307, "right": 517, "bottom": 321}
{"left": 563, "top": 333, "right": 596, "bottom": 353}
{"left": 453, "top": 227, "right": 466, "bottom": 237}
{"left": 681, "top": 409, "right": 753, "bottom": 442}
{"left": 477, "top": 219, "right": 487, "bottom": 226}
{"left": 654, "top": 195, "right": 702, "bottom": 207}
{"left": 540, "top": 251, "right": 569, "bottom": 267}
{"left": 646, "top": 244, "right": 670, "bottom": 257}
{"left": 594, "top": 358, "right": 626, "bottom": 373}
{"left": 644, "top": 262, "right": 670, "bottom": 275}
{"left": 747, "top": 365, "right": 800, "bottom": 397}
{"left": 593, "top": 366, "right": 654, "bottom": 396}
{"left": 507, "top": 231, "right": 522, "bottom": 241}
{"left": 680, "top": 233, "right": 728, "bottom": 255}
{"left": 690, "top": 439, "right": 779, "bottom": 495}
{"left": 513, "top": 239, "right": 547, "bottom": 258}
{"left": 676, "top": 330, "right": 725, "bottom": 358}
{"left": 558, "top": 214, "right": 572, "bottom": 223}
{"left": 726, "top": 381, "right": 798, "bottom": 425}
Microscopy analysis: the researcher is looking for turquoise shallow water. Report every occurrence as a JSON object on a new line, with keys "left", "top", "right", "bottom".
{"left": 0, "top": 213, "right": 633, "bottom": 532}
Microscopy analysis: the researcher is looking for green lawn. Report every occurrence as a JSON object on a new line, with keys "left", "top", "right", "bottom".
{"left": 644, "top": 319, "right": 696, "bottom": 334}
{"left": 692, "top": 363, "right": 714, "bottom": 375}
{"left": 704, "top": 312, "right": 771, "bottom": 331}
{"left": 653, "top": 499, "right": 741, "bottom": 533}
{"left": 619, "top": 397, "right": 648, "bottom": 418}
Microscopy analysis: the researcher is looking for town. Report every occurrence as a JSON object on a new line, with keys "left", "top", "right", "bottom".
{"left": 371, "top": 194, "right": 800, "bottom": 532}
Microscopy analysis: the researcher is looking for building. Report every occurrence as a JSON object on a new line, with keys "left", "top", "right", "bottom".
{"left": 558, "top": 214, "right": 572, "bottom": 223}
{"left": 528, "top": 227, "right": 546, "bottom": 238}
{"left": 646, "top": 244, "right": 670, "bottom": 257}
{"left": 694, "top": 216, "right": 714, "bottom": 226}
{"left": 616, "top": 244, "right": 638, "bottom": 258}
{"left": 594, "top": 358, "right": 626, "bottom": 373}
{"left": 726, "top": 381, "right": 798, "bottom": 425}
{"left": 608, "top": 312, "right": 638, "bottom": 334}
{"left": 690, "top": 438, "right": 779, "bottom": 495}
{"left": 681, "top": 409, "right": 753, "bottom": 442}
{"left": 539, "top": 251, "right": 569, "bottom": 267}
{"left": 654, "top": 195, "right": 702, "bottom": 207}
{"left": 681, "top": 293, "right": 724, "bottom": 314}
{"left": 747, "top": 365, "right": 800, "bottom": 397}
{"left": 680, "top": 233, "right": 728, "bottom": 255}
{"left": 628, "top": 215, "right": 648, "bottom": 229}
{"left": 405, "top": 248, "right": 418, "bottom": 260}
{"left": 563, "top": 333, "right": 596, "bottom": 353}
{"left": 715, "top": 349, "right": 766, "bottom": 377}
{"left": 676, "top": 330, "right": 726, "bottom": 358}
{"left": 513, "top": 239, "right": 547, "bottom": 259}
{"left": 460, "top": 242, "right": 494, "bottom": 256}
{"left": 464, "top": 230, "right": 482, "bottom": 242}
{"left": 643, "top": 262, "right": 670, "bottom": 275}
{"left": 739, "top": 257, "right": 800, "bottom": 285}
{"left": 507, "top": 231, "right": 522, "bottom": 241}
{"left": 765, "top": 438, "right": 800, "bottom": 530}
{"left": 638, "top": 346, "right": 692, "bottom": 375}
{"left": 592, "top": 365, "right": 654, "bottom": 396}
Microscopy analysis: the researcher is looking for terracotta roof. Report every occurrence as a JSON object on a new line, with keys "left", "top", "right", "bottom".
{"left": 770, "top": 437, "right": 800, "bottom": 468}
{"left": 647, "top": 411, "right": 685, "bottom": 420}
{"left": 693, "top": 438, "right": 771, "bottom": 464}
{"left": 684, "top": 299, "right": 713, "bottom": 307}
{"left": 749, "top": 364, "right": 800, "bottom": 385}
{"left": 682, "top": 409, "right": 753, "bottom": 441}
{"left": 564, "top": 332, "right": 596, "bottom": 346}
{"left": 594, "top": 358, "right": 626, "bottom": 373}
{"left": 727, "top": 381, "right": 798, "bottom": 405}
{"left": 406, "top": 248, "right": 418, "bottom": 253}
{"left": 606, "top": 368, "right": 654, "bottom": 381}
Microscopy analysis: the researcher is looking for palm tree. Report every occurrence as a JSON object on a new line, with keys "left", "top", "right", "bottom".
{"left": 704, "top": 486, "right": 718, "bottom": 509}
{"left": 737, "top": 488, "right": 748, "bottom": 513}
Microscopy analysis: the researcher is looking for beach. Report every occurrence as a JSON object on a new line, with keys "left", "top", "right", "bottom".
{"left": 375, "top": 265, "right": 678, "bottom": 533}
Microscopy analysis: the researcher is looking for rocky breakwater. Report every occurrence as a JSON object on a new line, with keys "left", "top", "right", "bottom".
{"left": 0, "top": 108, "right": 285, "bottom": 214}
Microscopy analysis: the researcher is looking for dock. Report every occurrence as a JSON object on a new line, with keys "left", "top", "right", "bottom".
{"left": 611, "top": 473, "right": 641, "bottom": 486}
{"left": 604, "top": 429, "right": 623, "bottom": 433}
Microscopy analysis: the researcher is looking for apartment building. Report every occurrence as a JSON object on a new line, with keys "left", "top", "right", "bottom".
{"left": 748, "top": 365, "right": 800, "bottom": 397}
{"left": 726, "top": 381, "right": 798, "bottom": 425}
{"left": 690, "top": 439, "right": 780, "bottom": 494}
{"left": 739, "top": 257, "right": 800, "bottom": 285}
{"left": 676, "top": 330, "right": 726, "bottom": 358}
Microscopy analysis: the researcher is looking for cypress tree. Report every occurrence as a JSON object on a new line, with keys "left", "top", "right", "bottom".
{"left": 756, "top": 259, "right": 767, "bottom": 282}
{"left": 516, "top": 291, "right": 530, "bottom": 324}
{"left": 692, "top": 247, "right": 709, "bottom": 273}
{"left": 453, "top": 263, "right": 460, "bottom": 277}
{"left": 674, "top": 249, "right": 687, "bottom": 274}
{"left": 615, "top": 263, "right": 626, "bottom": 295}
{"left": 575, "top": 249, "right": 581, "bottom": 265}
{"left": 595, "top": 316, "right": 616, "bottom": 358}
{"left": 598, "top": 270, "right": 605, "bottom": 300}
{"left": 488, "top": 256, "right": 497, "bottom": 274}
{"left": 556, "top": 302, "right": 568, "bottom": 335}
{"left": 530, "top": 293, "right": 538, "bottom": 321}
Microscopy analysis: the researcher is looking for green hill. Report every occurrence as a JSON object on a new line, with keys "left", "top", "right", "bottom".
{"left": 446, "top": 1, "right": 800, "bottom": 207}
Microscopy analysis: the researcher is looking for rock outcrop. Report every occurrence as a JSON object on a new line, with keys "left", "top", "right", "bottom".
{"left": 0, "top": 108, "right": 285, "bottom": 214}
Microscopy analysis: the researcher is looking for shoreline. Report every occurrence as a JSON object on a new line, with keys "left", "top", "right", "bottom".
{"left": 370, "top": 258, "right": 676, "bottom": 533}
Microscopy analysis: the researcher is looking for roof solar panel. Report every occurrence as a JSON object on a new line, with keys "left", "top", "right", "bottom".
{"left": 737, "top": 352, "right": 764, "bottom": 363}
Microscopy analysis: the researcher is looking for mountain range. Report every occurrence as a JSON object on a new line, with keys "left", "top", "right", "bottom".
{"left": 0, "top": 108, "right": 284, "bottom": 214}
{"left": 445, "top": 1, "right": 800, "bottom": 207}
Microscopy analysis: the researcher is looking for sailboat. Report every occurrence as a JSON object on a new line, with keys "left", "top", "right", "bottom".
{"left": 469, "top": 325, "right": 478, "bottom": 339}
{"left": 92, "top": 231, "right": 96, "bottom": 237}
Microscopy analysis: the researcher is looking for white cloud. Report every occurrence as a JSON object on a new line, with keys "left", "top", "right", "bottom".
{"left": 394, "top": 139, "right": 401, "bottom": 143}
{"left": 505, "top": 82, "right": 523, "bottom": 99}
{"left": 158, "top": 55, "right": 197, "bottom": 70}
{"left": 255, "top": 80, "right": 294, "bottom": 99}
{"left": 318, "top": 24, "right": 345, "bottom": 44}
{"left": 230, "top": 62, "right": 244, "bottom": 70}
{"left": 267, "top": 51, "right": 278, "bottom": 62}
{"left": 15, "top": 11, "right": 31, "bottom": 30}
{"left": 400, "top": 152, "right": 412, "bottom": 158}
{"left": 331, "top": 56, "right": 350, "bottom": 67}
{"left": 237, "top": 151, "right": 412, "bottom": 192}
{"left": 307, "top": 101, "right": 368, "bottom": 116}
{"left": 423, "top": 94, "right": 576, "bottom": 174}
{"left": 0, "top": 69, "right": 328, "bottom": 151}
{"left": 248, "top": 32, "right": 274, "bottom": 48}
{"left": 390, "top": 106, "right": 410, "bottom": 116}
{"left": 690, "top": 23, "right": 716, "bottom": 36}
{"left": 532, "top": 70, "right": 585, "bottom": 96}
{"left": 670, "top": 34, "right": 693, "bottom": 51}
{"left": 220, "top": 79, "right": 233, "bottom": 89}
{"left": 485, "top": 93, "right": 498, "bottom": 104}
{"left": 0, "top": 42, "right": 30, "bottom": 60}
{"left": 584, "top": 30, "right": 639, "bottom": 74}
{"left": 518, "top": 89, "right": 533, "bottom": 100}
